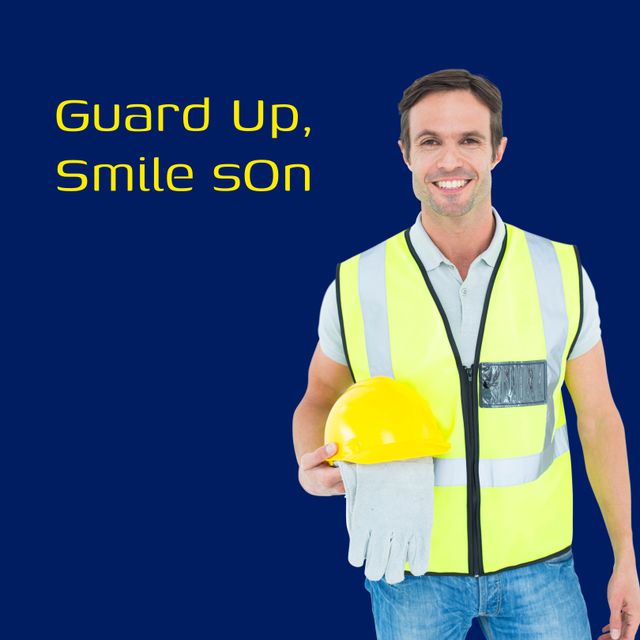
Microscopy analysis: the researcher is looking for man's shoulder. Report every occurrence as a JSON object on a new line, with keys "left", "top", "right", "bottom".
{"left": 506, "top": 221, "right": 577, "bottom": 251}
{"left": 338, "top": 226, "right": 409, "bottom": 266}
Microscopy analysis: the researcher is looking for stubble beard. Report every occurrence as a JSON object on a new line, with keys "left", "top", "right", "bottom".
{"left": 427, "top": 195, "right": 475, "bottom": 218}
{"left": 419, "top": 180, "right": 476, "bottom": 219}
{"left": 418, "top": 173, "right": 491, "bottom": 219}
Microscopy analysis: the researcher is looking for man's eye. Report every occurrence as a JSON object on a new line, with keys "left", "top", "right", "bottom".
{"left": 420, "top": 138, "right": 478, "bottom": 146}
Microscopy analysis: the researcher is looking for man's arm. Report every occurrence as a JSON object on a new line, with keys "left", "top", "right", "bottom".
{"left": 565, "top": 339, "right": 640, "bottom": 640}
{"left": 293, "top": 342, "right": 353, "bottom": 496}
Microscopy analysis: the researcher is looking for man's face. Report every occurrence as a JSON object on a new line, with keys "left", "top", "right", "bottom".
{"left": 399, "top": 90, "right": 507, "bottom": 218}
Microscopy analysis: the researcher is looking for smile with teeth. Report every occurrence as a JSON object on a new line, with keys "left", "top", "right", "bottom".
{"left": 432, "top": 179, "right": 472, "bottom": 191}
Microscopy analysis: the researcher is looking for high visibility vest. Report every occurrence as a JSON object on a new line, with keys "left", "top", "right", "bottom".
{"left": 336, "top": 220, "right": 583, "bottom": 576}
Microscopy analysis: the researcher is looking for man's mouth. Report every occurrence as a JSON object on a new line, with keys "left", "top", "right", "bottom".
{"left": 431, "top": 179, "right": 472, "bottom": 193}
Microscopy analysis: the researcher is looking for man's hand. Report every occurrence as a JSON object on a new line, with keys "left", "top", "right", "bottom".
{"left": 298, "top": 442, "right": 346, "bottom": 496}
{"left": 598, "top": 562, "right": 640, "bottom": 640}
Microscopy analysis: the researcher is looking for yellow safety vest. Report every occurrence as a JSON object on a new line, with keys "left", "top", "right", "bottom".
{"left": 336, "top": 220, "right": 583, "bottom": 576}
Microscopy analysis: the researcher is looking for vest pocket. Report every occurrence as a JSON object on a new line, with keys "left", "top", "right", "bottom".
{"left": 479, "top": 360, "right": 547, "bottom": 407}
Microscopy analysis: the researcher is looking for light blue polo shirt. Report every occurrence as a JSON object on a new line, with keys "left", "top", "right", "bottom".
{"left": 318, "top": 207, "right": 601, "bottom": 369}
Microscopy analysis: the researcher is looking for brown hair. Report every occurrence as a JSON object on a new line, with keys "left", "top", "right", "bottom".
{"left": 398, "top": 69, "right": 503, "bottom": 162}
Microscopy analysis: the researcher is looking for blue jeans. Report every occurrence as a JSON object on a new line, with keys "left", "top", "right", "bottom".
{"left": 364, "top": 549, "right": 591, "bottom": 639}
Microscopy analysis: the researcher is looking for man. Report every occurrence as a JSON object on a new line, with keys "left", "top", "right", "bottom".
{"left": 292, "top": 69, "right": 639, "bottom": 639}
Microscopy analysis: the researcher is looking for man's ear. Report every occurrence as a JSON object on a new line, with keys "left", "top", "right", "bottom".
{"left": 398, "top": 140, "right": 411, "bottom": 169}
{"left": 491, "top": 136, "right": 508, "bottom": 169}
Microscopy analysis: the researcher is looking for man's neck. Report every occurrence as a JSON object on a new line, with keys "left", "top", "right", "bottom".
{"left": 420, "top": 205, "right": 496, "bottom": 270}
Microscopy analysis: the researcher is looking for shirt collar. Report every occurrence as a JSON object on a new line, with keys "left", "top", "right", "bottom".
{"left": 408, "top": 206, "right": 505, "bottom": 272}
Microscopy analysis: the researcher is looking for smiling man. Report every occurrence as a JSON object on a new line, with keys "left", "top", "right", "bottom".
{"left": 406, "top": 96, "right": 494, "bottom": 221}
{"left": 292, "top": 69, "right": 639, "bottom": 639}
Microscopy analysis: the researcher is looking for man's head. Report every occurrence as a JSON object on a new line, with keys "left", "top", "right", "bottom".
{"left": 397, "top": 69, "right": 507, "bottom": 218}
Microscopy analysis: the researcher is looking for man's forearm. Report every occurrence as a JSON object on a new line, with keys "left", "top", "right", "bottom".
{"left": 292, "top": 399, "right": 333, "bottom": 465}
{"left": 578, "top": 408, "right": 636, "bottom": 563}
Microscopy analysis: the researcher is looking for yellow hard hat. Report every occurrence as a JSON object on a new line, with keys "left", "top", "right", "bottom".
{"left": 324, "top": 376, "right": 451, "bottom": 465}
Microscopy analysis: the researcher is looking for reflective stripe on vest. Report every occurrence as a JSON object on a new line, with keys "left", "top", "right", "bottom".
{"left": 336, "top": 221, "right": 583, "bottom": 575}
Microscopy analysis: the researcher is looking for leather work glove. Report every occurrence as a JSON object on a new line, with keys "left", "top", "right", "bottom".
{"left": 335, "top": 458, "right": 435, "bottom": 584}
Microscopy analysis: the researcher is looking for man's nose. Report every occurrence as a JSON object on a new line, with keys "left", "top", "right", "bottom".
{"left": 436, "top": 145, "right": 464, "bottom": 170}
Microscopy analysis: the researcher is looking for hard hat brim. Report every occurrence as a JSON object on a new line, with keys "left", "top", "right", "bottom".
{"left": 328, "top": 439, "right": 452, "bottom": 465}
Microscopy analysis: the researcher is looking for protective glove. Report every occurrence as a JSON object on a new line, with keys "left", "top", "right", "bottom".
{"left": 334, "top": 457, "right": 357, "bottom": 535}
{"left": 335, "top": 457, "right": 434, "bottom": 584}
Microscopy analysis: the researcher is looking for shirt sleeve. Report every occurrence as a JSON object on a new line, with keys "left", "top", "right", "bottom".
{"left": 318, "top": 279, "right": 348, "bottom": 365}
{"left": 567, "top": 265, "right": 602, "bottom": 360}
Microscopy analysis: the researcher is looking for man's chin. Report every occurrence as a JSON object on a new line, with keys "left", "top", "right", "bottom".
{"left": 428, "top": 203, "right": 473, "bottom": 218}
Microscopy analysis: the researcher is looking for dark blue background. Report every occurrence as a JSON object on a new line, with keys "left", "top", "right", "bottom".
{"left": 6, "top": 4, "right": 637, "bottom": 638}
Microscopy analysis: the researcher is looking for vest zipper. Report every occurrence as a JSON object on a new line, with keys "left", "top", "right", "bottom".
{"left": 403, "top": 226, "right": 508, "bottom": 576}
{"left": 463, "top": 364, "right": 482, "bottom": 577}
